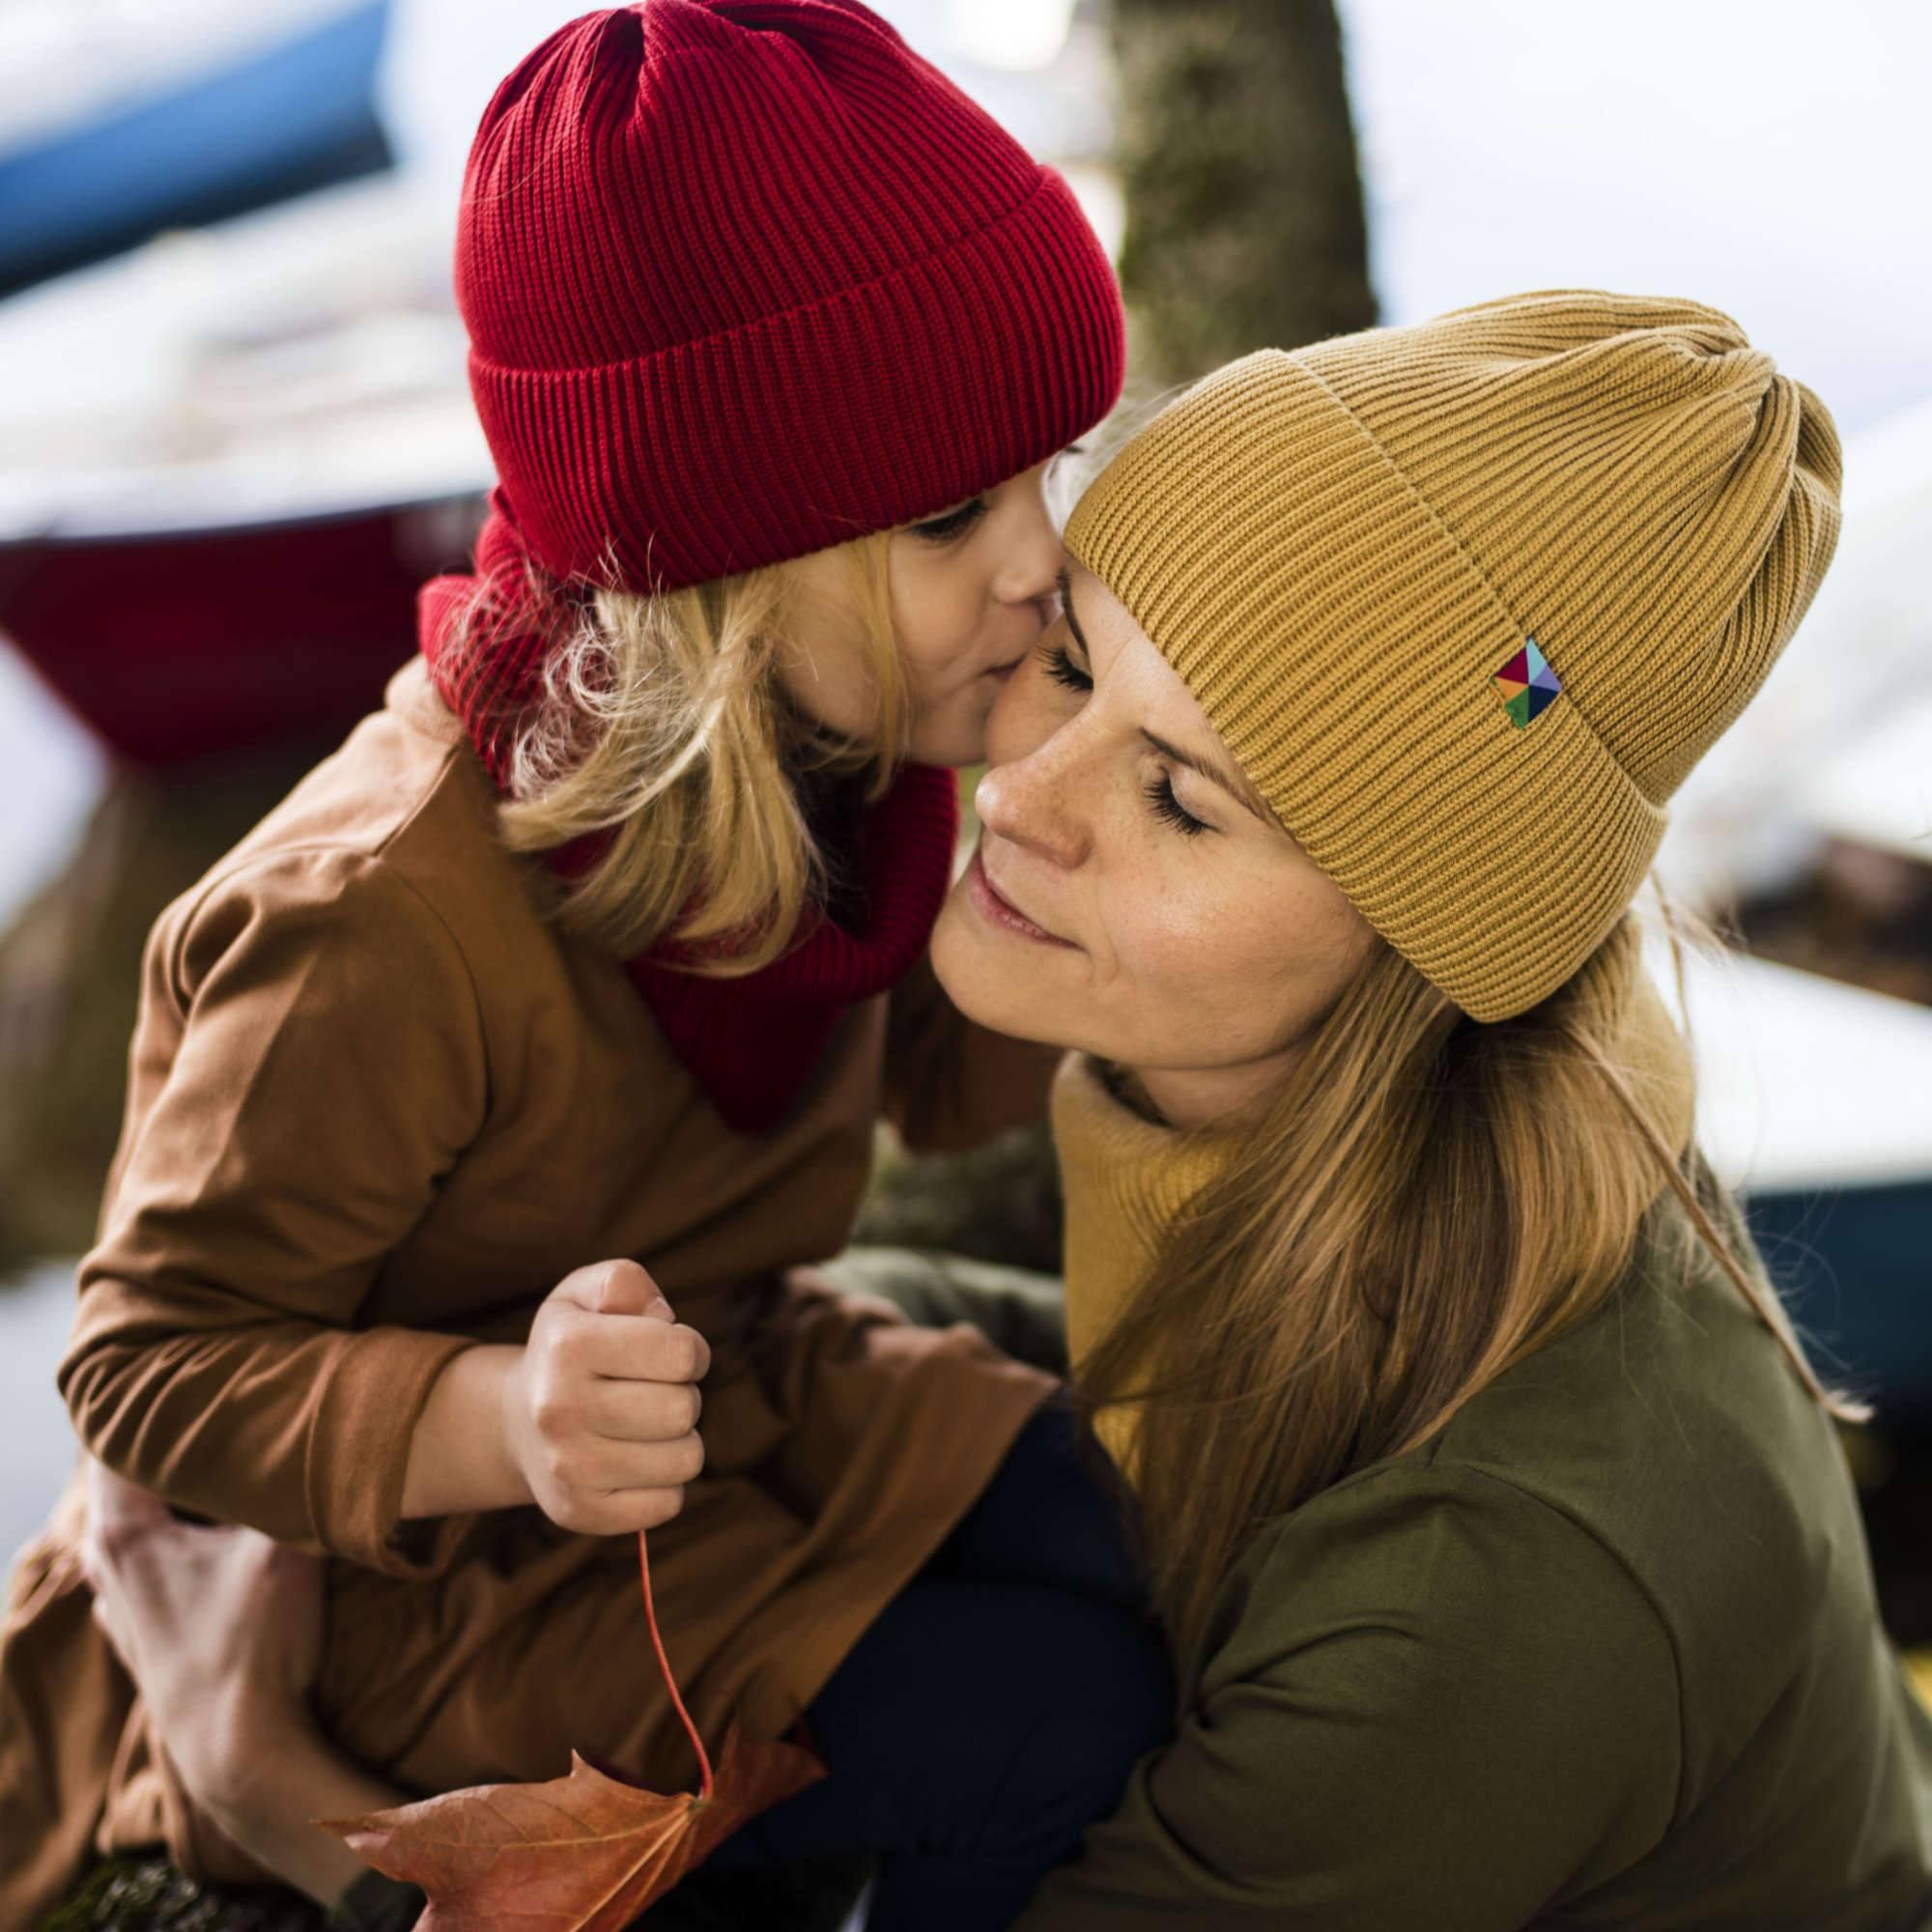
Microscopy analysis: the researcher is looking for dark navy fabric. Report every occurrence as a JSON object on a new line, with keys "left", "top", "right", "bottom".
{"left": 699, "top": 1402, "right": 1174, "bottom": 1930}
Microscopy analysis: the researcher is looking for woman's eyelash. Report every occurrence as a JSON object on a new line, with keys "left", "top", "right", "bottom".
{"left": 1145, "top": 774, "right": 1209, "bottom": 837}
{"left": 1036, "top": 645, "right": 1208, "bottom": 837}
{"left": 908, "top": 497, "right": 990, "bottom": 543}
{"left": 1038, "top": 642, "right": 1092, "bottom": 691}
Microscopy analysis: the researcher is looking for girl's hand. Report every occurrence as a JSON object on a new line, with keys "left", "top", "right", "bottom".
{"left": 502, "top": 1259, "right": 712, "bottom": 1538}
{"left": 80, "top": 1460, "right": 326, "bottom": 1814}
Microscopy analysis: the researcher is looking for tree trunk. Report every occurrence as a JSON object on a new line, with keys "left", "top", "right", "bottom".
{"left": 1109, "top": 0, "right": 1377, "bottom": 392}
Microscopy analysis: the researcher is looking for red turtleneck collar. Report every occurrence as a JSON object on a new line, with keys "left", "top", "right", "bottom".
{"left": 419, "top": 500, "right": 958, "bottom": 1135}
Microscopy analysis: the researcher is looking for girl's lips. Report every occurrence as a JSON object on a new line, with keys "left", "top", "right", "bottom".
{"left": 966, "top": 847, "right": 1075, "bottom": 949}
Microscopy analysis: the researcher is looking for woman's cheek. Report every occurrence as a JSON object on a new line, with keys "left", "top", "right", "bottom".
{"left": 985, "top": 653, "right": 1062, "bottom": 763}
{"left": 1124, "top": 876, "right": 1280, "bottom": 1037}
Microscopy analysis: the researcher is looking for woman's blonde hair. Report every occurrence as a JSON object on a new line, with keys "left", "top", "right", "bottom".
{"left": 1078, "top": 898, "right": 1868, "bottom": 1661}
{"left": 440, "top": 530, "right": 906, "bottom": 975}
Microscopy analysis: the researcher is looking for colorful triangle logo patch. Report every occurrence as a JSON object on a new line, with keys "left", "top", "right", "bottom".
{"left": 1492, "top": 637, "right": 1561, "bottom": 729}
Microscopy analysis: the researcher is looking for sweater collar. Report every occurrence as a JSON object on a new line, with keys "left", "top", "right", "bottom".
{"left": 1050, "top": 1053, "right": 1241, "bottom": 1383}
{"left": 1049, "top": 964, "right": 1699, "bottom": 1380}
{"left": 411, "top": 522, "right": 959, "bottom": 1135}
{"left": 1052, "top": 1054, "right": 1240, "bottom": 1254}
{"left": 617, "top": 760, "right": 958, "bottom": 1133}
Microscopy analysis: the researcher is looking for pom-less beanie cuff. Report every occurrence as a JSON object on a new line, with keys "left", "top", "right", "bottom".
{"left": 1066, "top": 294, "right": 1840, "bottom": 1022}
{"left": 1069, "top": 351, "right": 1666, "bottom": 1020}
{"left": 475, "top": 166, "right": 1122, "bottom": 589}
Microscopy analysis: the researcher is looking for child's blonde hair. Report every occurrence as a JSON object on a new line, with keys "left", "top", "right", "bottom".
{"left": 440, "top": 530, "right": 907, "bottom": 976}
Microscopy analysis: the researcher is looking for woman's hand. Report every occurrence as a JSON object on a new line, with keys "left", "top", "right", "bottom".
{"left": 80, "top": 1461, "right": 408, "bottom": 1909}
{"left": 502, "top": 1259, "right": 713, "bottom": 1537}
{"left": 81, "top": 1460, "right": 326, "bottom": 1808}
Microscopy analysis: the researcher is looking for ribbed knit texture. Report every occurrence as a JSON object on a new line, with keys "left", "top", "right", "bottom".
{"left": 615, "top": 759, "right": 959, "bottom": 1133}
{"left": 1049, "top": 1054, "right": 1238, "bottom": 1477}
{"left": 500, "top": 750, "right": 958, "bottom": 1136}
{"left": 1053, "top": 974, "right": 1701, "bottom": 1480}
{"left": 457, "top": 0, "right": 1124, "bottom": 594}
{"left": 412, "top": 0, "right": 1122, "bottom": 1129}
{"left": 1065, "top": 290, "right": 1843, "bottom": 1021}
{"left": 417, "top": 499, "right": 560, "bottom": 790}
{"left": 420, "top": 523, "right": 963, "bottom": 1136}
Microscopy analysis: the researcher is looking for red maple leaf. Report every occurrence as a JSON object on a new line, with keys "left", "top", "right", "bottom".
{"left": 318, "top": 1533, "right": 824, "bottom": 1929}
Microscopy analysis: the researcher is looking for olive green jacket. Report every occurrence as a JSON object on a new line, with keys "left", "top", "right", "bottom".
{"left": 867, "top": 1174, "right": 1932, "bottom": 1930}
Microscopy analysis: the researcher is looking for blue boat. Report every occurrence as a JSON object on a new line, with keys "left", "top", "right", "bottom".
{"left": 0, "top": 0, "right": 392, "bottom": 298}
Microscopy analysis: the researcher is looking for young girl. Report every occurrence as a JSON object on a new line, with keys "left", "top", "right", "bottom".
{"left": 108, "top": 292, "right": 1932, "bottom": 1928}
{"left": 0, "top": 4, "right": 1175, "bottom": 1927}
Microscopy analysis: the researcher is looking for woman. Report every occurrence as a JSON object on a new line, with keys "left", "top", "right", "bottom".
{"left": 84, "top": 293, "right": 1932, "bottom": 1928}
{"left": 0, "top": 4, "right": 1175, "bottom": 1928}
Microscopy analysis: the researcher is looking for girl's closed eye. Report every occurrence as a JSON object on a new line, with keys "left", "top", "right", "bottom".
{"left": 907, "top": 497, "right": 990, "bottom": 545}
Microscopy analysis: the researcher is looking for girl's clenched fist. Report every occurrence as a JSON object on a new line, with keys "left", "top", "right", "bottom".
{"left": 501, "top": 1259, "right": 711, "bottom": 1537}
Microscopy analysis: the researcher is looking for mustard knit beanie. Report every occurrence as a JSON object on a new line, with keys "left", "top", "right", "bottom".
{"left": 1064, "top": 290, "right": 1842, "bottom": 1021}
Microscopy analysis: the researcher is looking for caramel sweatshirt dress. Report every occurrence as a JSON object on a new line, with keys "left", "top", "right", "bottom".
{"left": 0, "top": 656, "right": 1058, "bottom": 1921}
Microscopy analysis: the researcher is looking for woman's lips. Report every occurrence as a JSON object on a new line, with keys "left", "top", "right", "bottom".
{"left": 966, "top": 847, "right": 1075, "bottom": 949}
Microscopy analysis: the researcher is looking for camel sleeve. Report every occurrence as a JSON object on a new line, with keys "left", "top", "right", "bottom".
{"left": 59, "top": 845, "right": 491, "bottom": 1577}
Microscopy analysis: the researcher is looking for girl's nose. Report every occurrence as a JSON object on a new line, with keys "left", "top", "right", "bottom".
{"left": 992, "top": 471, "right": 1066, "bottom": 611}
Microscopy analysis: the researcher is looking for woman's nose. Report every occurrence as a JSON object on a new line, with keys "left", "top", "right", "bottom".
{"left": 975, "top": 747, "right": 1087, "bottom": 870}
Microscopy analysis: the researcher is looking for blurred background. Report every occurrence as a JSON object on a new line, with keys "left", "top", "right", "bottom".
{"left": 1, "top": 2, "right": 1929, "bottom": 1917}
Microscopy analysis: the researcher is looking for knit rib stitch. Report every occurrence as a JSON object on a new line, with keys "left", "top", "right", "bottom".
{"left": 1065, "top": 291, "right": 1841, "bottom": 1021}
{"left": 457, "top": 0, "right": 1124, "bottom": 591}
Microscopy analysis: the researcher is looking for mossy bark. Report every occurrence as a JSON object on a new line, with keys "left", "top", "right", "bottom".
{"left": 1110, "top": 0, "right": 1378, "bottom": 389}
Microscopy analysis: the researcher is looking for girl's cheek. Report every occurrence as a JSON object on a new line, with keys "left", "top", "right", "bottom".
{"left": 895, "top": 571, "right": 966, "bottom": 678}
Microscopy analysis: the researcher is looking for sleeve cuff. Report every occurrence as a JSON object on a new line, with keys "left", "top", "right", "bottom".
{"left": 305, "top": 1324, "right": 487, "bottom": 1577}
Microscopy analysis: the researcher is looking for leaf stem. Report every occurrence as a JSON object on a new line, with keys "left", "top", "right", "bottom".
{"left": 638, "top": 1529, "right": 715, "bottom": 1803}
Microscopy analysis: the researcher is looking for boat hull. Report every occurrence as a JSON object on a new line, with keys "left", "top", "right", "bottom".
{"left": 0, "top": 499, "right": 473, "bottom": 766}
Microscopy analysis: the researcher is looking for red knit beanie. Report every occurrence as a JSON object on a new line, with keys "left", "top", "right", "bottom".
{"left": 456, "top": 0, "right": 1125, "bottom": 591}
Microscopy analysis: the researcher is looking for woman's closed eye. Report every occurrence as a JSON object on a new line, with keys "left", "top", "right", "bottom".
{"left": 1035, "top": 641, "right": 1211, "bottom": 837}
{"left": 1038, "top": 639, "right": 1091, "bottom": 693}
{"left": 1144, "top": 772, "right": 1209, "bottom": 836}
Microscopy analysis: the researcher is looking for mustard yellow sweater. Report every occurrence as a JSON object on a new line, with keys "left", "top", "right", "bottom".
{"left": 1052, "top": 971, "right": 1699, "bottom": 1479}
{"left": 1050, "top": 1051, "right": 1235, "bottom": 1475}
